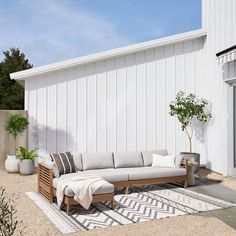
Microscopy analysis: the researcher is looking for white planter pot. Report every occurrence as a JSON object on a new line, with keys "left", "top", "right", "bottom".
{"left": 5, "top": 155, "right": 20, "bottom": 173}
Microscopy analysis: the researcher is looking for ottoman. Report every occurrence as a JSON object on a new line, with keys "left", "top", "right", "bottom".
{"left": 53, "top": 177, "right": 114, "bottom": 214}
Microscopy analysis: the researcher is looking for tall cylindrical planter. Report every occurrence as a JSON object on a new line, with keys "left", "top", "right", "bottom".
{"left": 180, "top": 152, "right": 200, "bottom": 173}
{"left": 19, "top": 159, "right": 35, "bottom": 175}
{"left": 5, "top": 155, "right": 20, "bottom": 173}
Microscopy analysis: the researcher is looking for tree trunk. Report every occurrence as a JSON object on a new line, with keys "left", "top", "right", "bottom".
{"left": 188, "top": 135, "right": 192, "bottom": 153}
{"left": 185, "top": 128, "right": 192, "bottom": 153}
{"left": 14, "top": 135, "right": 17, "bottom": 155}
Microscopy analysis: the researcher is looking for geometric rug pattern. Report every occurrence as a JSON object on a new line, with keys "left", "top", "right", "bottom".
{"left": 26, "top": 184, "right": 236, "bottom": 234}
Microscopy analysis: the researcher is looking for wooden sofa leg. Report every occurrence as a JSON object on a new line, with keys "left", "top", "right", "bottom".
{"left": 125, "top": 186, "right": 129, "bottom": 195}
{"left": 66, "top": 204, "right": 71, "bottom": 215}
{"left": 111, "top": 200, "right": 115, "bottom": 209}
{"left": 184, "top": 179, "right": 188, "bottom": 188}
{"left": 49, "top": 195, "right": 53, "bottom": 204}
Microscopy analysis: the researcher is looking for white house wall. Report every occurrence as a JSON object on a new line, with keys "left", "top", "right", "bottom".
{"left": 25, "top": 37, "right": 206, "bottom": 160}
{"left": 202, "top": 0, "right": 236, "bottom": 175}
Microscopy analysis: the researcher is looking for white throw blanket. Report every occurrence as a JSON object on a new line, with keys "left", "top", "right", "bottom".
{"left": 56, "top": 175, "right": 107, "bottom": 209}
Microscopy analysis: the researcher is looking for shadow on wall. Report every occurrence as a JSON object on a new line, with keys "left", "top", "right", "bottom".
{"left": 29, "top": 117, "right": 77, "bottom": 157}
{"left": 192, "top": 102, "right": 214, "bottom": 169}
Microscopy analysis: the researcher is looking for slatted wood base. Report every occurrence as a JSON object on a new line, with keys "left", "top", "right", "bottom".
{"left": 38, "top": 164, "right": 53, "bottom": 203}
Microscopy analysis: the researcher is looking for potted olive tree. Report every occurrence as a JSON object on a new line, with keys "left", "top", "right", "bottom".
{"left": 169, "top": 91, "right": 212, "bottom": 172}
{"left": 4, "top": 115, "right": 28, "bottom": 173}
{"left": 16, "top": 146, "right": 37, "bottom": 175}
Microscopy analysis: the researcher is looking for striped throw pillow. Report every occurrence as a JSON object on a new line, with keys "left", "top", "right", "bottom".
{"left": 50, "top": 152, "right": 76, "bottom": 176}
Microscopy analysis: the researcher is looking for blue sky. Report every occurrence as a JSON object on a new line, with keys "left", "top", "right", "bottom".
{"left": 0, "top": 0, "right": 201, "bottom": 66}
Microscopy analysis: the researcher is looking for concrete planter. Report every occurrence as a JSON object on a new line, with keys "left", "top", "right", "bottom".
{"left": 19, "top": 159, "right": 35, "bottom": 175}
{"left": 180, "top": 152, "right": 200, "bottom": 173}
{"left": 5, "top": 155, "right": 20, "bottom": 172}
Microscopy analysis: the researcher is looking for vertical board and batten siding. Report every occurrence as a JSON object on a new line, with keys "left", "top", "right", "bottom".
{"left": 77, "top": 66, "right": 87, "bottom": 152}
{"left": 106, "top": 59, "right": 116, "bottom": 152}
{"left": 86, "top": 63, "right": 97, "bottom": 152}
{"left": 126, "top": 54, "right": 137, "bottom": 151}
{"left": 96, "top": 61, "right": 107, "bottom": 152}
{"left": 57, "top": 70, "right": 67, "bottom": 152}
{"left": 116, "top": 56, "right": 127, "bottom": 151}
{"left": 25, "top": 38, "right": 205, "bottom": 161}
{"left": 136, "top": 51, "right": 146, "bottom": 151}
{"left": 202, "top": 0, "right": 236, "bottom": 175}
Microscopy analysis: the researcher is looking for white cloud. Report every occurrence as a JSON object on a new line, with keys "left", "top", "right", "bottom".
{"left": 0, "top": 0, "right": 132, "bottom": 66}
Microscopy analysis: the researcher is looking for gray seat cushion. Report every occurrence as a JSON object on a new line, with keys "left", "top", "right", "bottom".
{"left": 80, "top": 169, "right": 128, "bottom": 182}
{"left": 113, "top": 151, "right": 144, "bottom": 168}
{"left": 142, "top": 149, "right": 168, "bottom": 166}
{"left": 82, "top": 152, "right": 114, "bottom": 170}
{"left": 71, "top": 152, "right": 83, "bottom": 171}
{"left": 117, "top": 167, "right": 186, "bottom": 180}
{"left": 53, "top": 173, "right": 114, "bottom": 197}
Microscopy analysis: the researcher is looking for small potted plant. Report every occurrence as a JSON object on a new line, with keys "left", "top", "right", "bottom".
{"left": 4, "top": 114, "right": 28, "bottom": 173}
{"left": 169, "top": 91, "right": 212, "bottom": 172}
{"left": 16, "top": 146, "right": 37, "bottom": 175}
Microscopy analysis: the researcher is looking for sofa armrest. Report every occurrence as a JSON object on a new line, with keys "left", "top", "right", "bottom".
{"left": 38, "top": 163, "right": 53, "bottom": 203}
{"left": 181, "top": 159, "right": 189, "bottom": 172}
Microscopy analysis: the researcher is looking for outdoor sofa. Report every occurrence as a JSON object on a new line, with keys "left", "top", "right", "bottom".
{"left": 38, "top": 149, "right": 189, "bottom": 214}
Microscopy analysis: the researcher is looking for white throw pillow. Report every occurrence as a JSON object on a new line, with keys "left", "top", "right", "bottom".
{"left": 152, "top": 154, "right": 176, "bottom": 168}
{"left": 38, "top": 153, "right": 60, "bottom": 178}
{"left": 175, "top": 155, "right": 183, "bottom": 168}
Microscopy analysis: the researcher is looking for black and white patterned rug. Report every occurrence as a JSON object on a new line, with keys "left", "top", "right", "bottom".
{"left": 26, "top": 184, "right": 236, "bottom": 234}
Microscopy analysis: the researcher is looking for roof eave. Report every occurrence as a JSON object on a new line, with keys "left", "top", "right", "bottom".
{"left": 216, "top": 45, "right": 236, "bottom": 57}
{"left": 10, "top": 28, "right": 207, "bottom": 81}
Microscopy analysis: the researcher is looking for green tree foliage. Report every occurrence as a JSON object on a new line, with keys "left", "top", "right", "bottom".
{"left": 0, "top": 48, "right": 33, "bottom": 109}
{"left": 5, "top": 115, "right": 28, "bottom": 137}
{"left": 169, "top": 91, "right": 212, "bottom": 153}
{"left": 5, "top": 114, "right": 29, "bottom": 154}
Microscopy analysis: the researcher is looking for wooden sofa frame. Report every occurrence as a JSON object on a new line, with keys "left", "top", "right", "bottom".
{"left": 38, "top": 159, "right": 188, "bottom": 214}
{"left": 38, "top": 164, "right": 115, "bottom": 214}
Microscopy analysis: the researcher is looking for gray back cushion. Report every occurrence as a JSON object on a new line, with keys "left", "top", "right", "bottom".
{"left": 142, "top": 149, "right": 168, "bottom": 166}
{"left": 71, "top": 152, "right": 83, "bottom": 171}
{"left": 82, "top": 152, "right": 114, "bottom": 170}
{"left": 113, "top": 151, "right": 144, "bottom": 168}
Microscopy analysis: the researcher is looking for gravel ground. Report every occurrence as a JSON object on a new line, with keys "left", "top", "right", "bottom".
{"left": 0, "top": 167, "right": 236, "bottom": 236}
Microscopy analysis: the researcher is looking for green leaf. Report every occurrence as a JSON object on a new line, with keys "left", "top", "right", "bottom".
{"left": 5, "top": 115, "right": 28, "bottom": 136}
{"left": 16, "top": 146, "right": 37, "bottom": 160}
{"left": 0, "top": 48, "right": 33, "bottom": 110}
